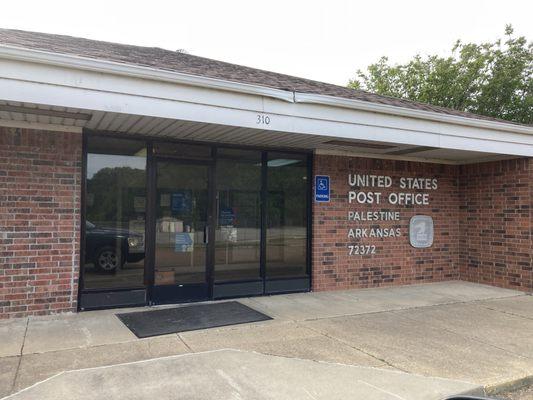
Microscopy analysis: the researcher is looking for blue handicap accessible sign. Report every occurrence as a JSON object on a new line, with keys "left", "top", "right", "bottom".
{"left": 175, "top": 232, "right": 194, "bottom": 252}
{"left": 315, "top": 175, "right": 330, "bottom": 202}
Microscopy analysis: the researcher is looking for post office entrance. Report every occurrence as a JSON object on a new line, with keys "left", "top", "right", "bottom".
{"left": 79, "top": 134, "right": 311, "bottom": 310}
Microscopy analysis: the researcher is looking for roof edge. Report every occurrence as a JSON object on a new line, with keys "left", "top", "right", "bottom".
{"left": 0, "top": 44, "right": 295, "bottom": 103}
{"left": 0, "top": 43, "right": 531, "bottom": 136}
{"left": 295, "top": 93, "right": 533, "bottom": 136}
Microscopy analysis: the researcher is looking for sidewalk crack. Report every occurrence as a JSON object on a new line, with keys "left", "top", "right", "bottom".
{"left": 11, "top": 318, "right": 29, "bottom": 394}
{"left": 399, "top": 312, "right": 533, "bottom": 361}
{"left": 298, "top": 294, "right": 526, "bottom": 323}
{"left": 176, "top": 334, "right": 194, "bottom": 353}
{"left": 481, "top": 305, "right": 533, "bottom": 322}
{"left": 299, "top": 323, "right": 407, "bottom": 372}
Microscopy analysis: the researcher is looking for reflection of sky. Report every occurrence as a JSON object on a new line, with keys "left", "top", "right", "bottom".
{"left": 87, "top": 154, "right": 146, "bottom": 178}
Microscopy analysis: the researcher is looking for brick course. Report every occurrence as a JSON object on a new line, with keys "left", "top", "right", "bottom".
{"left": 0, "top": 127, "right": 81, "bottom": 318}
{"left": 459, "top": 158, "right": 532, "bottom": 291}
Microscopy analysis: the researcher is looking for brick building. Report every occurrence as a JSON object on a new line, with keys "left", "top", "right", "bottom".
{"left": 0, "top": 29, "right": 531, "bottom": 319}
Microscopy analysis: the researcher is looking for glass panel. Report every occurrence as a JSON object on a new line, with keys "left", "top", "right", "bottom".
{"left": 83, "top": 137, "right": 146, "bottom": 289}
{"left": 155, "top": 161, "right": 208, "bottom": 284}
{"left": 214, "top": 149, "right": 261, "bottom": 282}
{"left": 154, "top": 142, "right": 212, "bottom": 159}
{"left": 266, "top": 153, "right": 308, "bottom": 278}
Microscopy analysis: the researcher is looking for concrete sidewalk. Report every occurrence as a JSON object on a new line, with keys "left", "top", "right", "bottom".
{"left": 0, "top": 281, "right": 531, "bottom": 399}
{"left": 3, "top": 350, "right": 485, "bottom": 400}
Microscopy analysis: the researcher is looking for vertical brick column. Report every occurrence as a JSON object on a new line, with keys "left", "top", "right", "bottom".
{"left": 459, "top": 158, "right": 532, "bottom": 291}
{"left": 0, "top": 127, "right": 82, "bottom": 318}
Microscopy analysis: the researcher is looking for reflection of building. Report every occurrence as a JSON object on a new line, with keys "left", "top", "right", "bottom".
{"left": 0, "top": 29, "right": 531, "bottom": 318}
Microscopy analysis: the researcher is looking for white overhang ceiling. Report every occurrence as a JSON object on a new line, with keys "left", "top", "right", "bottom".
{"left": 0, "top": 100, "right": 521, "bottom": 164}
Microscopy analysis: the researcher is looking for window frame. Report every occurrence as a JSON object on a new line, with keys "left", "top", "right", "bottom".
{"left": 79, "top": 129, "right": 313, "bottom": 309}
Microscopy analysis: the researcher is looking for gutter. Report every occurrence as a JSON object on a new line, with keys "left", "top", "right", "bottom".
{"left": 0, "top": 44, "right": 532, "bottom": 136}
{"left": 294, "top": 93, "right": 533, "bottom": 136}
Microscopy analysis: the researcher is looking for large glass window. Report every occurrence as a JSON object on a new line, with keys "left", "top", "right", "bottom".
{"left": 214, "top": 149, "right": 262, "bottom": 282}
{"left": 83, "top": 137, "right": 147, "bottom": 289}
{"left": 266, "top": 153, "right": 308, "bottom": 278}
{"left": 82, "top": 135, "right": 310, "bottom": 300}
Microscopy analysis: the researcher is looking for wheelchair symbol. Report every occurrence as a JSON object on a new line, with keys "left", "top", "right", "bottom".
{"left": 317, "top": 179, "right": 328, "bottom": 191}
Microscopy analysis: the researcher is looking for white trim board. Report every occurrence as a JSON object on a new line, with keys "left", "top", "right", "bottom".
{"left": 0, "top": 47, "right": 531, "bottom": 158}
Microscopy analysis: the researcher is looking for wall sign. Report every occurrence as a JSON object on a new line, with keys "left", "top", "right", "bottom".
{"left": 346, "top": 174, "right": 438, "bottom": 255}
{"left": 409, "top": 215, "right": 434, "bottom": 248}
{"left": 315, "top": 175, "right": 330, "bottom": 202}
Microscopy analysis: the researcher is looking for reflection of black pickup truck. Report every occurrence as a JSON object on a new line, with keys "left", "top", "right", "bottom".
{"left": 85, "top": 221, "right": 145, "bottom": 273}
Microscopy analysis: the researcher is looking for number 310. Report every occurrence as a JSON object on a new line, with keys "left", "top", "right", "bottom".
{"left": 256, "top": 114, "right": 271, "bottom": 125}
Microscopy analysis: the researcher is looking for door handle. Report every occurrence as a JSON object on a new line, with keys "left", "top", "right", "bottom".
{"left": 204, "top": 225, "right": 209, "bottom": 244}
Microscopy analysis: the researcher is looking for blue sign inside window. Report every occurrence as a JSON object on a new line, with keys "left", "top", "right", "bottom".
{"left": 219, "top": 207, "right": 236, "bottom": 226}
{"left": 315, "top": 175, "right": 330, "bottom": 202}
{"left": 171, "top": 191, "right": 191, "bottom": 214}
{"left": 175, "top": 233, "right": 194, "bottom": 252}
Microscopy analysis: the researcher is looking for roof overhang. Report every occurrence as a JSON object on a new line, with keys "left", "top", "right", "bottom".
{"left": 0, "top": 44, "right": 531, "bottom": 162}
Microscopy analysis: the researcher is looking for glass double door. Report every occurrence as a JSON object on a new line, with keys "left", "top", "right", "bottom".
{"left": 152, "top": 151, "right": 264, "bottom": 303}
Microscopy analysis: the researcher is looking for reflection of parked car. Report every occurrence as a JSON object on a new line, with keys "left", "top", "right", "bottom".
{"left": 85, "top": 221, "right": 145, "bottom": 273}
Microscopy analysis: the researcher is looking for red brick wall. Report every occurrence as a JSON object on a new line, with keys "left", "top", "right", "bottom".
{"left": 312, "top": 155, "right": 461, "bottom": 291}
{"left": 0, "top": 130, "right": 529, "bottom": 319}
{"left": 312, "top": 154, "right": 532, "bottom": 293}
{"left": 0, "top": 127, "right": 82, "bottom": 318}
{"left": 459, "top": 158, "right": 532, "bottom": 291}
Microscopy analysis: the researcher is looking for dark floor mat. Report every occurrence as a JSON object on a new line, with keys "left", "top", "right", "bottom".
{"left": 116, "top": 301, "right": 272, "bottom": 338}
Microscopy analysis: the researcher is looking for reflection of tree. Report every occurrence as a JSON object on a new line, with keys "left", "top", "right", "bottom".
{"left": 267, "top": 164, "right": 307, "bottom": 228}
{"left": 87, "top": 166, "right": 145, "bottom": 227}
{"left": 86, "top": 160, "right": 308, "bottom": 231}
{"left": 216, "top": 159, "right": 308, "bottom": 228}
{"left": 217, "top": 160, "right": 261, "bottom": 229}
{"left": 156, "top": 163, "right": 208, "bottom": 228}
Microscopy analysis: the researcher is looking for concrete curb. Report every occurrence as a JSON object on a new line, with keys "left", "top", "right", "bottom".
{"left": 484, "top": 374, "right": 533, "bottom": 396}
{"left": 454, "top": 386, "right": 487, "bottom": 398}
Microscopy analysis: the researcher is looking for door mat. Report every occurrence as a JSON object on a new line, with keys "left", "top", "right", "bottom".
{"left": 117, "top": 301, "right": 272, "bottom": 338}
